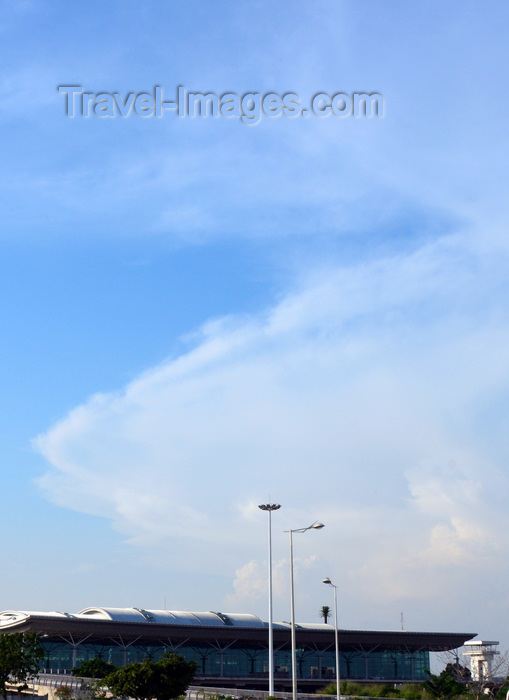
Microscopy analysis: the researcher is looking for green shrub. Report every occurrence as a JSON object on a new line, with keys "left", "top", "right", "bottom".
{"left": 399, "top": 684, "right": 423, "bottom": 700}
{"left": 320, "top": 682, "right": 425, "bottom": 698}
{"left": 321, "top": 683, "right": 338, "bottom": 695}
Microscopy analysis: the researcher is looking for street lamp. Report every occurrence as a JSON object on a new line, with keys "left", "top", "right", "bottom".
{"left": 286, "top": 522, "right": 325, "bottom": 700}
{"left": 259, "top": 503, "right": 281, "bottom": 696}
{"left": 323, "top": 577, "right": 340, "bottom": 700}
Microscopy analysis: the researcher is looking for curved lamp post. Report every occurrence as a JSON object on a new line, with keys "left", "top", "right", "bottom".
{"left": 285, "top": 522, "right": 325, "bottom": 700}
{"left": 323, "top": 577, "right": 340, "bottom": 700}
{"left": 259, "top": 503, "right": 281, "bottom": 696}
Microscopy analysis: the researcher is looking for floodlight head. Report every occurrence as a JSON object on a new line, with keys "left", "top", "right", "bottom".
{"left": 259, "top": 503, "right": 281, "bottom": 511}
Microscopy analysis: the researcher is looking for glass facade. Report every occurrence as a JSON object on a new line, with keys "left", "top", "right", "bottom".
{"left": 40, "top": 639, "right": 429, "bottom": 681}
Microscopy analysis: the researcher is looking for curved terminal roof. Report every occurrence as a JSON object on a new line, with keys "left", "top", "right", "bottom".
{"left": 0, "top": 607, "right": 476, "bottom": 653}
{"left": 76, "top": 608, "right": 266, "bottom": 627}
{"left": 0, "top": 610, "right": 76, "bottom": 628}
{"left": 0, "top": 607, "right": 272, "bottom": 630}
{"left": 74, "top": 609, "right": 328, "bottom": 631}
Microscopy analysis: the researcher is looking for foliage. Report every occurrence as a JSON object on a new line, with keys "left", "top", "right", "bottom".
{"left": 320, "top": 606, "right": 332, "bottom": 624}
{"left": 463, "top": 652, "right": 509, "bottom": 700}
{"left": 322, "top": 659, "right": 509, "bottom": 700}
{"left": 444, "top": 663, "right": 471, "bottom": 682}
{"left": 73, "top": 681, "right": 109, "bottom": 700}
{"left": 436, "top": 649, "right": 509, "bottom": 700}
{"left": 72, "top": 658, "right": 116, "bottom": 679}
{"left": 320, "top": 679, "right": 457, "bottom": 699}
{"left": 102, "top": 652, "right": 196, "bottom": 700}
{"left": 0, "top": 632, "right": 44, "bottom": 700}
{"left": 321, "top": 681, "right": 407, "bottom": 697}
{"left": 54, "top": 687, "right": 74, "bottom": 700}
{"left": 421, "top": 670, "right": 465, "bottom": 700}
{"left": 399, "top": 685, "right": 424, "bottom": 700}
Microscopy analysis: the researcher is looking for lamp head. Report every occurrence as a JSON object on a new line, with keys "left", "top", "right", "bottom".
{"left": 323, "top": 577, "right": 332, "bottom": 585}
{"left": 311, "top": 521, "right": 325, "bottom": 529}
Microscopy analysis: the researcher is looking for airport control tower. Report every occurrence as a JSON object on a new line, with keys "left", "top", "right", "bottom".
{"left": 463, "top": 640, "right": 500, "bottom": 681}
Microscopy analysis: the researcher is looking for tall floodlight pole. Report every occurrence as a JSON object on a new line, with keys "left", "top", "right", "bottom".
{"left": 286, "top": 522, "right": 325, "bottom": 700}
{"left": 259, "top": 503, "right": 281, "bottom": 696}
{"left": 323, "top": 577, "right": 340, "bottom": 700}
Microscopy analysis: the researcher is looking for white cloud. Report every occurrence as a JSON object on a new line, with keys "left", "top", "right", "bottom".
{"left": 225, "top": 555, "right": 319, "bottom": 613}
{"left": 225, "top": 560, "right": 266, "bottom": 607}
{"left": 34, "top": 225, "right": 509, "bottom": 636}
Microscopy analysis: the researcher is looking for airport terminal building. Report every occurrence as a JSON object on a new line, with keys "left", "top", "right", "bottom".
{"left": 0, "top": 607, "right": 475, "bottom": 692}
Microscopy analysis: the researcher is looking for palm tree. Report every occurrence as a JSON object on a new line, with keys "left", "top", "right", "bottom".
{"left": 320, "top": 605, "right": 331, "bottom": 624}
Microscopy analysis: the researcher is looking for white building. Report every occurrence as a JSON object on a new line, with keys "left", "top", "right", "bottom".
{"left": 463, "top": 640, "right": 500, "bottom": 681}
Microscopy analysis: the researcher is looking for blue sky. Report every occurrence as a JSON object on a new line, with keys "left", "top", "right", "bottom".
{"left": 2, "top": 0, "right": 509, "bottom": 660}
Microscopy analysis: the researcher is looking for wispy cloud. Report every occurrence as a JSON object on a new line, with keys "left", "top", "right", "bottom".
{"left": 4, "top": 0, "right": 506, "bottom": 643}
{"left": 34, "top": 223, "right": 509, "bottom": 630}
